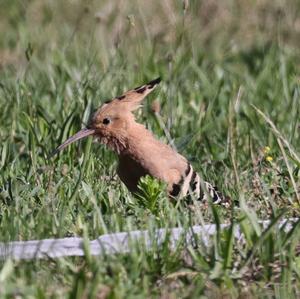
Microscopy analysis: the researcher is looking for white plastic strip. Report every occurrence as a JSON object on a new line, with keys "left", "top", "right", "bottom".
{"left": 0, "top": 219, "right": 296, "bottom": 260}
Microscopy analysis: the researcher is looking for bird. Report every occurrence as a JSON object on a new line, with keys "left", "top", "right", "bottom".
{"left": 53, "top": 78, "right": 224, "bottom": 204}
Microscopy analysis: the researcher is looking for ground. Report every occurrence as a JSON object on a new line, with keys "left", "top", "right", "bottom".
{"left": 0, "top": 1, "right": 300, "bottom": 298}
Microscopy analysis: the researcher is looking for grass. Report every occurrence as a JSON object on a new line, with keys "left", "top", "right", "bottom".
{"left": 0, "top": 0, "right": 300, "bottom": 298}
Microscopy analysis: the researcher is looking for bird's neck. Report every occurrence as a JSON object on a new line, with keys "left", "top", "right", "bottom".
{"left": 120, "top": 123, "right": 160, "bottom": 158}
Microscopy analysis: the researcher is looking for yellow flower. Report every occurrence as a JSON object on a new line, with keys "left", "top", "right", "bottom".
{"left": 263, "top": 146, "right": 271, "bottom": 154}
{"left": 266, "top": 156, "right": 273, "bottom": 162}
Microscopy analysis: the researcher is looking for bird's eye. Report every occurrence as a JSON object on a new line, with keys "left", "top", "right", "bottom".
{"left": 102, "top": 117, "right": 111, "bottom": 125}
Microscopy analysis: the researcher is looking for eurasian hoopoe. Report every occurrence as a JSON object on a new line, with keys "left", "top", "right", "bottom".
{"left": 53, "top": 78, "right": 224, "bottom": 204}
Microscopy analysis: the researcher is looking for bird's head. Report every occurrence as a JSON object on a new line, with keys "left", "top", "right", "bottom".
{"left": 52, "top": 77, "right": 161, "bottom": 155}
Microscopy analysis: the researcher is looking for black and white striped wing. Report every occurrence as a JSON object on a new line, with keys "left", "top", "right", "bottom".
{"left": 170, "top": 163, "right": 224, "bottom": 204}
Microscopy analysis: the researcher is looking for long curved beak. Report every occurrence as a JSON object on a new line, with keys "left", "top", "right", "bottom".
{"left": 51, "top": 128, "right": 96, "bottom": 157}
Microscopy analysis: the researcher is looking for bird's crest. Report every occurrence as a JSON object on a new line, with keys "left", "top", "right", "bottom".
{"left": 101, "top": 77, "right": 161, "bottom": 112}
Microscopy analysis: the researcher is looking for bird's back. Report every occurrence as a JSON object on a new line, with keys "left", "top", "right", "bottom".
{"left": 118, "top": 123, "right": 224, "bottom": 204}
